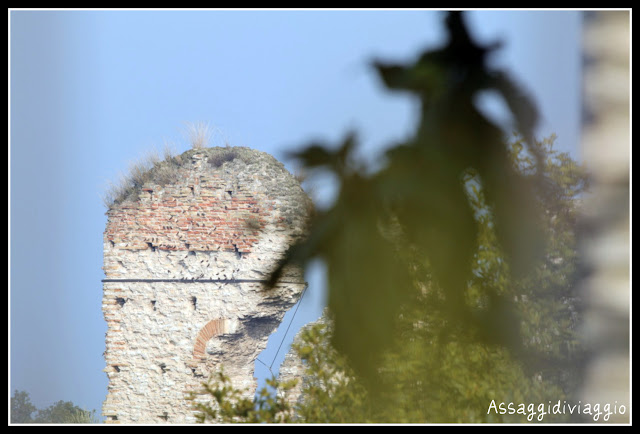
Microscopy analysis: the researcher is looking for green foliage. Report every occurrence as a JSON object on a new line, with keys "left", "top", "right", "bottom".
{"left": 33, "top": 400, "right": 99, "bottom": 424}
{"left": 191, "top": 132, "right": 588, "bottom": 424}
{"left": 189, "top": 324, "right": 369, "bottom": 424}
{"left": 291, "top": 321, "right": 370, "bottom": 423}
{"left": 190, "top": 369, "right": 298, "bottom": 423}
{"left": 292, "top": 134, "right": 586, "bottom": 423}
{"left": 268, "top": 11, "right": 550, "bottom": 387}
{"left": 11, "top": 390, "right": 37, "bottom": 423}
{"left": 11, "top": 390, "right": 99, "bottom": 424}
{"left": 193, "top": 11, "right": 589, "bottom": 424}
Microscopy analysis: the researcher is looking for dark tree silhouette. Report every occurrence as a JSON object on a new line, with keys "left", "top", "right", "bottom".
{"left": 269, "top": 11, "right": 547, "bottom": 386}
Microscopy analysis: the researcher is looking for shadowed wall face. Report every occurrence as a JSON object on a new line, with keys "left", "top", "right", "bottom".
{"left": 102, "top": 148, "right": 310, "bottom": 424}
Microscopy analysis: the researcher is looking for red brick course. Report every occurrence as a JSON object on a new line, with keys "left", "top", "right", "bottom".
{"left": 105, "top": 174, "right": 278, "bottom": 254}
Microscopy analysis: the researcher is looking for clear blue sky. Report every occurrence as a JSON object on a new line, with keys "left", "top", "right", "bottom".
{"left": 9, "top": 9, "right": 583, "bottom": 417}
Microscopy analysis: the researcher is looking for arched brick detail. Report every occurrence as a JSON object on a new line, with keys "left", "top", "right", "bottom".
{"left": 193, "top": 319, "right": 228, "bottom": 361}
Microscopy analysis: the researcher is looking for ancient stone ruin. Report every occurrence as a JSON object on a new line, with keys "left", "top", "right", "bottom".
{"left": 101, "top": 147, "right": 311, "bottom": 423}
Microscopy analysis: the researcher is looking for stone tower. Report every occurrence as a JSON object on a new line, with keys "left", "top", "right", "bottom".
{"left": 101, "top": 147, "right": 311, "bottom": 423}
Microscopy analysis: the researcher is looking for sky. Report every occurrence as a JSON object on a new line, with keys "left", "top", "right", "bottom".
{"left": 9, "top": 9, "right": 583, "bottom": 418}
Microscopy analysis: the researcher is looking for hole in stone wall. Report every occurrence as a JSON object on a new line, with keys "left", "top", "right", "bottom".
{"left": 233, "top": 244, "right": 242, "bottom": 260}
{"left": 159, "top": 412, "right": 169, "bottom": 421}
{"left": 108, "top": 415, "right": 118, "bottom": 421}
{"left": 151, "top": 300, "right": 156, "bottom": 311}
{"left": 191, "top": 296, "right": 197, "bottom": 310}
{"left": 116, "top": 297, "right": 126, "bottom": 307}
{"left": 189, "top": 250, "right": 196, "bottom": 256}
{"left": 113, "top": 365, "right": 121, "bottom": 372}
{"left": 147, "top": 242, "right": 157, "bottom": 252}
{"left": 159, "top": 363, "right": 167, "bottom": 373}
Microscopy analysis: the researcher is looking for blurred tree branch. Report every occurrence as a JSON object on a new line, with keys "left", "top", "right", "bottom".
{"left": 270, "top": 11, "right": 549, "bottom": 389}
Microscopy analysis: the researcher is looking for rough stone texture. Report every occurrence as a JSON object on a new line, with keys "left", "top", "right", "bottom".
{"left": 102, "top": 147, "right": 311, "bottom": 424}
{"left": 579, "top": 11, "right": 630, "bottom": 423}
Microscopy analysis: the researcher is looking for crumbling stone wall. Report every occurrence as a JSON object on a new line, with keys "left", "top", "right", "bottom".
{"left": 102, "top": 147, "right": 311, "bottom": 424}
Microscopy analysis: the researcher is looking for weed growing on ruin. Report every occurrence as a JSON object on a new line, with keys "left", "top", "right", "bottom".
{"left": 102, "top": 143, "right": 184, "bottom": 208}
{"left": 184, "top": 121, "right": 214, "bottom": 149}
{"left": 102, "top": 127, "right": 260, "bottom": 208}
{"left": 207, "top": 147, "right": 239, "bottom": 168}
